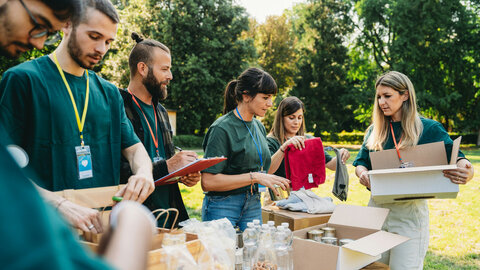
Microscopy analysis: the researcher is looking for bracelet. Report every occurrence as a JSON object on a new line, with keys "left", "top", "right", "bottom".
{"left": 456, "top": 157, "right": 469, "bottom": 163}
{"left": 249, "top": 172, "right": 254, "bottom": 195}
{"left": 56, "top": 198, "right": 67, "bottom": 209}
{"left": 280, "top": 147, "right": 285, "bottom": 153}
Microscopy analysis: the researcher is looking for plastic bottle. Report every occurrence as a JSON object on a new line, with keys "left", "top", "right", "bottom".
{"left": 274, "top": 226, "right": 289, "bottom": 270}
{"left": 281, "top": 222, "right": 293, "bottom": 270}
{"left": 252, "top": 224, "right": 277, "bottom": 270}
{"left": 252, "top": 219, "right": 262, "bottom": 234}
{"left": 243, "top": 222, "right": 257, "bottom": 270}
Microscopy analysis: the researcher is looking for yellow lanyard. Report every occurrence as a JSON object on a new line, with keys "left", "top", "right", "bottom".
{"left": 52, "top": 52, "right": 90, "bottom": 146}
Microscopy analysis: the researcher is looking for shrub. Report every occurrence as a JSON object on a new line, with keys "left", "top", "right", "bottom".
{"left": 173, "top": 135, "right": 204, "bottom": 149}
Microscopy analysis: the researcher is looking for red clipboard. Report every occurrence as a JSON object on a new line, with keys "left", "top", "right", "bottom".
{"left": 154, "top": 157, "right": 227, "bottom": 186}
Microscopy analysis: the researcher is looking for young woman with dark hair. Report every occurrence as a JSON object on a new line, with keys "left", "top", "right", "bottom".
{"left": 201, "top": 67, "right": 290, "bottom": 231}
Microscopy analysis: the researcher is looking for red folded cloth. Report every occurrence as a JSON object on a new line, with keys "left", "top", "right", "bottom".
{"left": 285, "top": 137, "right": 326, "bottom": 191}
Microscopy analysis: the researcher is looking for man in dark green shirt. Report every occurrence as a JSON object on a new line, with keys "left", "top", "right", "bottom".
{"left": 0, "top": 0, "right": 154, "bottom": 234}
{"left": 120, "top": 33, "right": 201, "bottom": 227}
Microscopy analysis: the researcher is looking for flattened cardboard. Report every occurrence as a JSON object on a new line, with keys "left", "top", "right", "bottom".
{"left": 368, "top": 137, "right": 461, "bottom": 203}
{"left": 262, "top": 206, "right": 332, "bottom": 231}
{"left": 342, "top": 230, "right": 409, "bottom": 257}
{"left": 328, "top": 204, "right": 389, "bottom": 231}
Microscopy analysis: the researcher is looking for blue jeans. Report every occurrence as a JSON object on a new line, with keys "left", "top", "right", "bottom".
{"left": 202, "top": 192, "right": 261, "bottom": 231}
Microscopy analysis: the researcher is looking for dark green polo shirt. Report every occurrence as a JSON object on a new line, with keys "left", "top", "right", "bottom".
{"left": 353, "top": 117, "right": 465, "bottom": 170}
{"left": 0, "top": 56, "right": 140, "bottom": 191}
{"left": 202, "top": 110, "right": 272, "bottom": 195}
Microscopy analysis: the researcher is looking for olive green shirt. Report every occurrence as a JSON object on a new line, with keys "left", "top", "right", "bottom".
{"left": 267, "top": 136, "right": 333, "bottom": 178}
{"left": 202, "top": 111, "right": 272, "bottom": 195}
{"left": 0, "top": 56, "right": 140, "bottom": 191}
{"left": 353, "top": 118, "right": 465, "bottom": 170}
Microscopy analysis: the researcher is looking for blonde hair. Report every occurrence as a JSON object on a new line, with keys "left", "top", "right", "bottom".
{"left": 269, "top": 96, "right": 306, "bottom": 143}
{"left": 366, "top": 71, "right": 423, "bottom": 150}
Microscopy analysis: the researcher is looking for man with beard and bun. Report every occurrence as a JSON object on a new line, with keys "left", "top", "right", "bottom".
{"left": 120, "top": 33, "right": 201, "bottom": 227}
{"left": 0, "top": 0, "right": 154, "bottom": 234}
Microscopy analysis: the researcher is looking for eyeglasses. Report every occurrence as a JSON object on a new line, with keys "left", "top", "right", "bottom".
{"left": 19, "top": 0, "right": 61, "bottom": 45}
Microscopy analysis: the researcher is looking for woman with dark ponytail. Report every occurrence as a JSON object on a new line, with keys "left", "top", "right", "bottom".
{"left": 201, "top": 67, "right": 290, "bottom": 231}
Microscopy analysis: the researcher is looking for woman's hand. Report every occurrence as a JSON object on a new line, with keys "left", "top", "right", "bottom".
{"left": 443, "top": 159, "right": 474, "bottom": 185}
{"left": 252, "top": 172, "right": 290, "bottom": 196}
{"left": 338, "top": 148, "right": 351, "bottom": 164}
{"left": 355, "top": 166, "right": 371, "bottom": 189}
{"left": 280, "top": 136, "right": 306, "bottom": 152}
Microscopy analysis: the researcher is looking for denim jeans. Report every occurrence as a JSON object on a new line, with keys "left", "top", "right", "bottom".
{"left": 202, "top": 192, "right": 262, "bottom": 231}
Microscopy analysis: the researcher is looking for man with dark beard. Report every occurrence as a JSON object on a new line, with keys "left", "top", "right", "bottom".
{"left": 0, "top": 0, "right": 154, "bottom": 234}
{"left": 120, "top": 33, "right": 201, "bottom": 227}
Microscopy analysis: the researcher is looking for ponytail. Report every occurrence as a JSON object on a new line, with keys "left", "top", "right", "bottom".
{"left": 223, "top": 80, "right": 239, "bottom": 114}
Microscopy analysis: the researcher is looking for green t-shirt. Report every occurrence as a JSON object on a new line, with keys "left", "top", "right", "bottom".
{"left": 132, "top": 98, "right": 170, "bottom": 222}
{"left": 202, "top": 111, "right": 272, "bottom": 195}
{"left": 132, "top": 98, "right": 166, "bottom": 160}
{"left": 353, "top": 117, "right": 465, "bottom": 170}
{"left": 266, "top": 136, "right": 333, "bottom": 178}
{"left": 0, "top": 128, "right": 112, "bottom": 269}
{"left": 0, "top": 56, "right": 140, "bottom": 191}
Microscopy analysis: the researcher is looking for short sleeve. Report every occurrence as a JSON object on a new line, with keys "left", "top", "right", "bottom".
{"left": 324, "top": 151, "right": 333, "bottom": 164}
{"left": 0, "top": 70, "right": 31, "bottom": 146}
{"left": 353, "top": 128, "right": 373, "bottom": 170}
{"left": 267, "top": 136, "right": 281, "bottom": 155}
{"left": 202, "top": 126, "right": 230, "bottom": 174}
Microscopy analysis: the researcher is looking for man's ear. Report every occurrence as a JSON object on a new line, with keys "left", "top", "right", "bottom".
{"left": 62, "top": 21, "right": 72, "bottom": 36}
{"left": 137, "top": 62, "right": 148, "bottom": 77}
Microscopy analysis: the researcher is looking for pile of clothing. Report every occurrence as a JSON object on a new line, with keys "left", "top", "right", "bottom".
{"left": 275, "top": 188, "right": 335, "bottom": 214}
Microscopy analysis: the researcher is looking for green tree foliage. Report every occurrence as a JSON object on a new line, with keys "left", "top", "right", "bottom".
{"left": 104, "top": 0, "right": 255, "bottom": 135}
{"left": 290, "top": 0, "right": 359, "bottom": 135}
{"left": 355, "top": 0, "right": 480, "bottom": 138}
{"left": 244, "top": 15, "right": 299, "bottom": 131}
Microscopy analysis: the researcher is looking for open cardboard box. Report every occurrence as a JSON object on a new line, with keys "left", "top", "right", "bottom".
{"left": 293, "top": 205, "right": 408, "bottom": 270}
{"left": 262, "top": 205, "right": 332, "bottom": 231}
{"left": 368, "top": 137, "right": 461, "bottom": 204}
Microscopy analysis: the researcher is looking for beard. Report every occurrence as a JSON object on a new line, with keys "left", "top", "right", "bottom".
{"left": 143, "top": 67, "right": 169, "bottom": 101}
{"left": 67, "top": 27, "right": 103, "bottom": 70}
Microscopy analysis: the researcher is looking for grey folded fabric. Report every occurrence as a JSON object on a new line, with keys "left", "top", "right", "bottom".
{"left": 331, "top": 147, "right": 349, "bottom": 201}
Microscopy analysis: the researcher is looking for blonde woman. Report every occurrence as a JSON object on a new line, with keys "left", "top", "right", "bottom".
{"left": 353, "top": 71, "right": 474, "bottom": 269}
{"left": 267, "top": 96, "right": 350, "bottom": 178}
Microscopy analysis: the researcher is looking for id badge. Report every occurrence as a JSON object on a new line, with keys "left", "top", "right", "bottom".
{"left": 258, "top": 170, "right": 267, "bottom": 192}
{"left": 75, "top": 145, "right": 93, "bottom": 180}
{"left": 153, "top": 156, "right": 163, "bottom": 162}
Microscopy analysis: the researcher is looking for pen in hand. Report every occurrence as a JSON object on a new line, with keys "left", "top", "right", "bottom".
{"left": 175, "top": 146, "right": 183, "bottom": 152}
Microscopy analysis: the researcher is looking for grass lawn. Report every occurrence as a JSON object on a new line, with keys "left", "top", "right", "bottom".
{"left": 180, "top": 146, "right": 480, "bottom": 269}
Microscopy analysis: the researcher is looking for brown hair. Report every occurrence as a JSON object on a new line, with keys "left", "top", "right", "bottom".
{"left": 269, "top": 96, "right": 306, "bottom": 143}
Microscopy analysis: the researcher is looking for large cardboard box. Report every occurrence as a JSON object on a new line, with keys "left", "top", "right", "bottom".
{"left": 262, "top": 205, "right": 332, "bottom": 231}
{"left": 368, "top": 137, "right": 461, "bottom": 204}
{"left": 293, "top": 205, "right": 408, "bottom": 270}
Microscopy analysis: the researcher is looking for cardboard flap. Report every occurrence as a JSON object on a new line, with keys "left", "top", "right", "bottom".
{"left": 368, "top": 164, "right": 457, "bottom": 175}
{"left": 328, "top": 205, "right": 389, "bottom": 230}
{"left": 343, "top": 231, "right": 409, "bottom": 256}
{"left": 450, "top": 137, "right": 461, "bottom": 165}
{"left": 370, "top": 141, "right": 447, "bottom": 170}
{"left": 55, "top": 185, "right": 125, "bottom": 208}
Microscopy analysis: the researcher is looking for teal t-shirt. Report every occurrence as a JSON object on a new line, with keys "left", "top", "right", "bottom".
{"left": 353, "top": 117, "right": 465, "bottom": 170}
{"left": 132, "top": 98, "right": 166, "bottom": 160}
{"left": 0, "top": 130, "right": 112, "bottom": 269}
{"left": 202, "top": 111, "right": 272, "bottom": 195}
{"left": 266, "top": 136, "right": 333, "bottom": 178}
{"left": 0, "top": 56, "right": 140, "bottom": 191}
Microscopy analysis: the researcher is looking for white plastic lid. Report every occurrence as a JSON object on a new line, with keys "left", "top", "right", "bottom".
{"left": 247, "top": 222, "right": 254, "bottom": 227}
{"left": 277, "top": 226, "right": 284, "bottom": 231}
{"left": 281, "top": 222, "right": 289, "bottom": 228}
{"left": 253, "top": 219, "right": 260, "bottom": 224}
{"left": 267, "top": 221, "right": 275, "bottom": 226}
{"left": 262, "top": 224, "right": 269, "bottom": 229}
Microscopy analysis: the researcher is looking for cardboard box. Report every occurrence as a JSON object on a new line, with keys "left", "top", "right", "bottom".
{"left": 368, "top": 137, "right": 461, "bottom": 204}
{"left": 82, "top": 229, "right": 211, "bottom": 270}
{"left": 262, "top": 205, "right": 332, "bottom": 231}
{"left": 293, "top": 205, "right": 408, "bottom": 270}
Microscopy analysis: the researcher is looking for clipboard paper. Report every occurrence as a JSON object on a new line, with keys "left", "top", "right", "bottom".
{"left": 154, "top": 157, "right": 227, "bottom": 186}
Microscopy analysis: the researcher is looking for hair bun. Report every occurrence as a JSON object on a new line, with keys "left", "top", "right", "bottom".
{"left": 131, "top": 32, "right": 144, "bottom": 43}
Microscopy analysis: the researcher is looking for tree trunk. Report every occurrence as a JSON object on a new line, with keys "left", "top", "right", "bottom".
{"left": 477, "top": 128, "right": 480, "bottom": 146}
